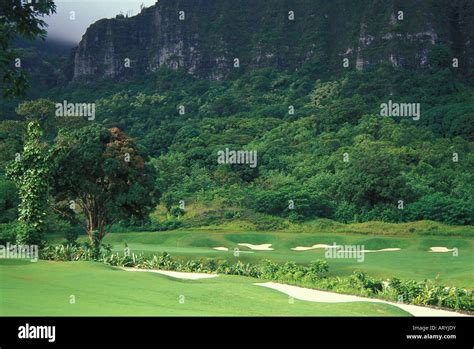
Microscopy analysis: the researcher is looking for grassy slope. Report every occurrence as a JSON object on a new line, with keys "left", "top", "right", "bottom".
{"left": 0, "top": 260, "right": 408, "bottom": 316}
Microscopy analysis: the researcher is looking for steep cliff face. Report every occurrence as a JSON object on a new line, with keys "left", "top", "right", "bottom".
{"left": 72, "top": 0, "right": 474, "bottom": 81}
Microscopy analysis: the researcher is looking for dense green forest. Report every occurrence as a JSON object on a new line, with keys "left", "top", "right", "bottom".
{"left": 0, "top": 42, "right": 473, "bottom": 237}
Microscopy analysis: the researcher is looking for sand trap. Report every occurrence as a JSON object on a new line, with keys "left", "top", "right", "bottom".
{"left": 122, "top": 267, "right": 218, "bottom": 280}
{"left": 291, "top": 245, "right": 400, "bottom": 253}
{"left": 292, "top": 244, "right": 339, "bottom": 251}
{"left": 429, "top": 247, "right": 455, "bottom": 253}
{"left": 255, "top": 282, "right": 468, "bottom": 317}
{"left": 212, "top": 247, "right": 254, "bottom": 254}
{"left": 238, "top": 243, "right": 274, "bottom": 251}
{"left": 362, "top": 248, "right": 401, "bottom": 253}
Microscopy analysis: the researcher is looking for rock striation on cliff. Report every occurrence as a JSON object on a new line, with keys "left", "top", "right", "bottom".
{"left": 71, "top": 0, "right": 474, "bottom": 81}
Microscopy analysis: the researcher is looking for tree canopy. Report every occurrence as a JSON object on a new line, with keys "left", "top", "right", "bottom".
{"left": 50, "top": 124, "right": 159, "bottom": 243}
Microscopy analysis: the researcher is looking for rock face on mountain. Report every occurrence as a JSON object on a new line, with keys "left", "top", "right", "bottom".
{"left": 72, "top": 0, "right": 474, "bottom": 81}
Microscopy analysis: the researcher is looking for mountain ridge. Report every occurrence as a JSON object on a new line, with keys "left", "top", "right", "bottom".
{"left": 70, "top": 0, "right": 474, "bottom": 82}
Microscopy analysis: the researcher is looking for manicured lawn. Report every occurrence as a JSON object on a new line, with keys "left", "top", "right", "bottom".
{"left": 44, "top": 220, "right": 474, "bottom": 289}
{"left": 0, "top": 260, "right": 409, "bottom": 316}
{"left": 96, "top": 229, "right": 474, "bottom": 288}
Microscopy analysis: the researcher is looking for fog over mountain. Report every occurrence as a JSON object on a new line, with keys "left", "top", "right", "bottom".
{"left": 44, "top": 0, "right": 156, "bottom": 44}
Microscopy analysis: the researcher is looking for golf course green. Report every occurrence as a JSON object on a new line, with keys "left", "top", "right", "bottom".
{"left": 3, "top": 222, "right": 472, "bottom": 316}
{"left": 94, "top": 229, "right": 474, "bottom": 288}
{"left": 0, "top": 259, "right": 409, "bottom": 316}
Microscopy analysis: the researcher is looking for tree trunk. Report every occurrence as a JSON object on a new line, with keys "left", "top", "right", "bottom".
{"left": 82, "top": 199, "right": 108, "bottom": 246}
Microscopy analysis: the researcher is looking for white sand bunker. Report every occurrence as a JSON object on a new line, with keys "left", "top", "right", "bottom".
{"left": 238, "top": 243, "right": 274, "bottom": 251}
{"left": 429, "top": 247, "right": 455, "bottom": 253}
{"left": 213, "top": 247, "right": 229, "bottom": 251}
{"left": 292, "top": 244, "right": 339, "bottom": 251}
{"left": 255, "top": 282, "right": 468, "bottom": 317}
{"left": 212, "top": 246, "right": 255, "bottom": 254}
{"left": 362, "top": 248, "right": 401, "bottom": 253}
{"left": 122, "top": 267, "right": 218, "bottom": 280}
{"left": 291, "top": 245, "right": 400, "bottom": 253}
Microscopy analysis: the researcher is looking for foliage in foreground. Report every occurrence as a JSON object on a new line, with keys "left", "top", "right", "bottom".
{"left": 6, "top": 121, "right": 50, "bottom": 245}
{"left": 40, "top": 244, "right": 473, "bottom": 312}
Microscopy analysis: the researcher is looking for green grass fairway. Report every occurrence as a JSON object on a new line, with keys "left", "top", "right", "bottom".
{"left": 0, "top": 260, "right": 409, "bottom": 316}
{"left": 90, "top": 229, "right": 474, "bottom": 288}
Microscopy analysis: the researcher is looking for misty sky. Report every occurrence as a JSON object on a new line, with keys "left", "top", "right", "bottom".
{"left": 44, "top": 0, "right": 157, "bottom": 44}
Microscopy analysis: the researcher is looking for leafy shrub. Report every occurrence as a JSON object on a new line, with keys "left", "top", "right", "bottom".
{"left": 40, "top": 242, "right": 112, "bottom": 261}
{"left": 0, "top": 222, "right": 18, "bottom": 244}
{"left": 64, "top": 228, "right": 80, "bottom": 246}
{"left": 388, "top": 277, "right": 472, "bottom": 311}
{"left": 334, "top": 201, "right": 357, "bottom": 223}
{"left": 350, "top": 271, "right": 383, "bottom": 293}
{"left": 0, "top": 179, "right": 18, "bottom": 223}
{"left": 169, "top": 206, "right": 185, "bottom": 218}
{"left": 156, "top": 219, "right": 183, "bottom": 231}
{"left": 407, "top": 194, "right": 474, "bottom": 225}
